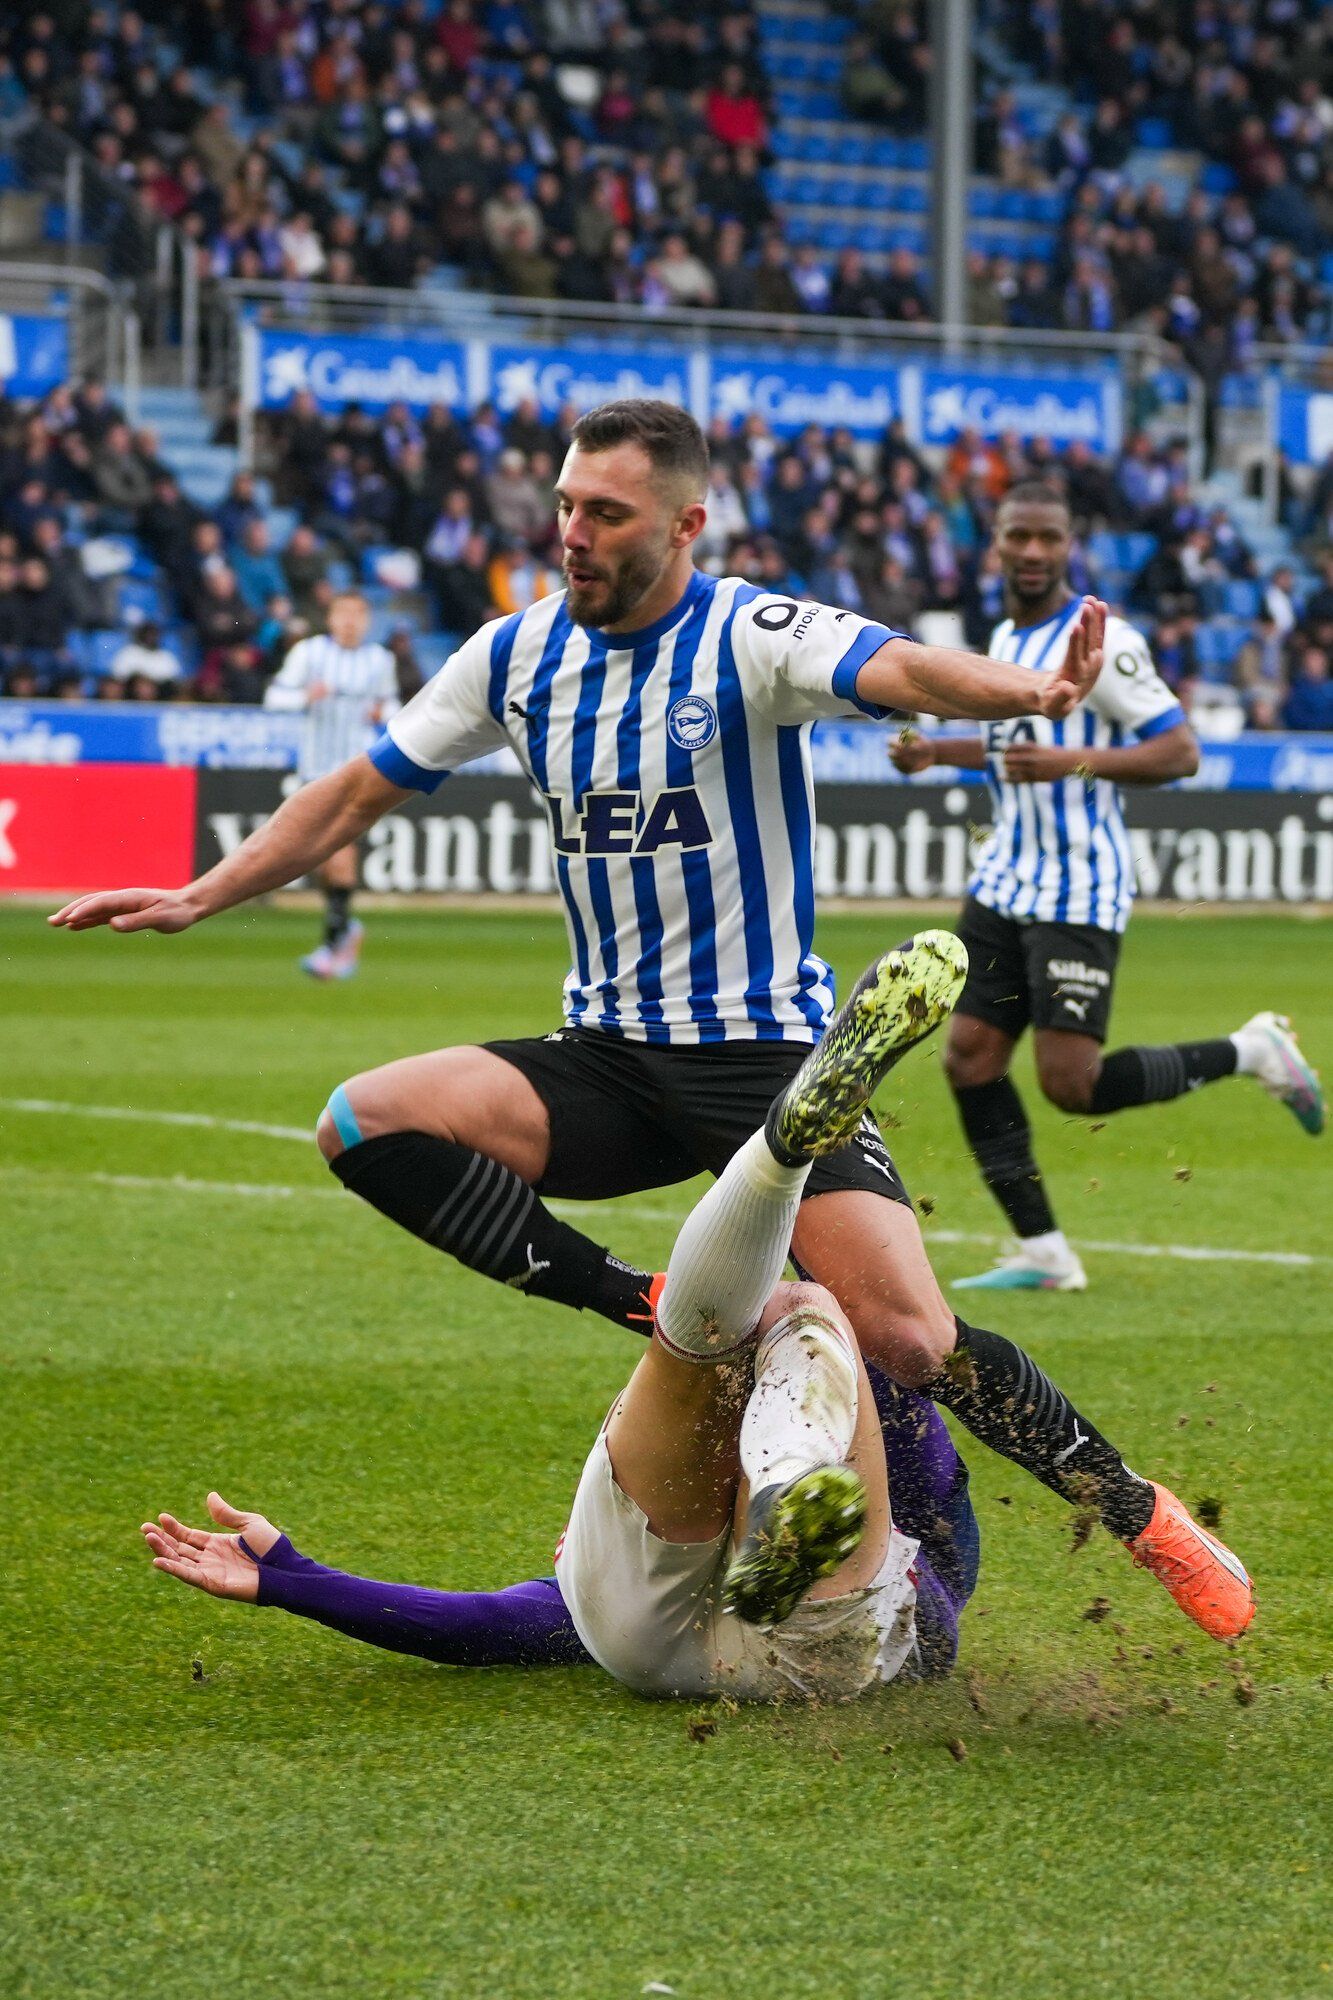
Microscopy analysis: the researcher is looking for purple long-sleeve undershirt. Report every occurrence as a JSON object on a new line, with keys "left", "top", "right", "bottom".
{"left": 245, "top": 1537, "right": 588, "bottom": 1667}
{"left": 244, "top": 1371, "right": 977, "bottom": 1676}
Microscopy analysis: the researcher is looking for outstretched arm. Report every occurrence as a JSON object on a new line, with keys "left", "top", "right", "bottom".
{"left": 141, "top": 1493, "right": 588, "bottom": 1669}
{"left": 859, "top": 599, "right": 1107, "bottom": 721}
{"left": 50, "top": 755, "right": 410, "bottom": 934}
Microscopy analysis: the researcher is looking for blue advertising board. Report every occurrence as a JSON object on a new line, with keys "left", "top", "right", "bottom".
{"left": 708, "top": 350, "right": 900, "bottom": 438}
{"left": 1276, "top": 384, "right": 1333, "bottom": 468}
{"left": 0, "top": 701, "right": 304, "bottom": 769}
{"left": 0, "top": 314, "right": 70, "bottom": 398}
{"left": 248, "top": 325, "right": 1125, "bottom": 451}
{"left": 487, "top": 343, "right": 688, "bottom": 417}
{"left": 254, "top": 326, "right": 470, "bottom": 412}
{"left": 4, "top": 699, "right": 1328, "bottom": 791}
{"left": 916, "top": 362, "right": 1120, "bottom": 450}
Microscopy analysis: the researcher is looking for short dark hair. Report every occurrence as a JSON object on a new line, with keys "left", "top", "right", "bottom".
{"left": 569, "top": 399, "right": 709, "bottom": 497}
{"left": 998, "top": 479, "right": 1071, "bottom": 517}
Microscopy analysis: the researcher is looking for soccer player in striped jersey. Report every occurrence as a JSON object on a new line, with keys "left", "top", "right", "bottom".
{"left": 53, "top": 403, "right": 1255, "bottom": 1644}
{"left": 892, "top": 481, "right": 1324, "bottom": 1293}
{"left": 264, "top": 589, "right": 400, "bottom": 981}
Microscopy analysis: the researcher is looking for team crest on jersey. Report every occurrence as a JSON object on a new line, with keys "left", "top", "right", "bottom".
{"left": 666, "top": 694, "right": 717, "bottom": 750}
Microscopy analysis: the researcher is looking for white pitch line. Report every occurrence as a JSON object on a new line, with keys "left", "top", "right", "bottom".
{"left": 0, "top": 1096, "right": 312, "bottom": 1142}
{"left": 0, "top": 1097, "right": 1322, "bottom": 1267}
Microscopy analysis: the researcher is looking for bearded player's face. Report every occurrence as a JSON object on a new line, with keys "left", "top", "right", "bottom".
{"left": 556, "top": 441, "right": 684, "bottom": 630}
{"left": 995, "top": 499, "right": 1072, "bottom": 610}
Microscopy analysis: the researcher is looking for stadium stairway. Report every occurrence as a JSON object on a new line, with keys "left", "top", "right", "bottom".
{"left": 136, "top": 386, "right": 239, "bottom": 511}
{"left": 758, "top": 0, "right": 1062, "bottom": 267}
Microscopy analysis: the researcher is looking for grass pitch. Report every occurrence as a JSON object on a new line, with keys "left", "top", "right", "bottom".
{"left": 2, "top": 901, "right": 1330, "bottom": 2000}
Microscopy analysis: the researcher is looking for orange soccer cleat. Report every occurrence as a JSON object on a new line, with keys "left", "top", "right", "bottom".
{"left": 627, "top": 1271, "right": 667, "bottom": 1333}
{"left": 1126, "top": 1483, "right": 1255, "bottom": 1642}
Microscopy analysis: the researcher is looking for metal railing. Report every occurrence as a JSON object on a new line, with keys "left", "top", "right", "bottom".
{"left": 0, "top": 259, "right": 138, "bottom": 408}
{"left": 2, "top": 112, "right": 197, "bottom": 385}
{"left": 216, "top": 275, "right": 1203, "bottom": 470}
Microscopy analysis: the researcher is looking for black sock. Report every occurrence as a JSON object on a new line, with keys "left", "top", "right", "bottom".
{"left": 931, "top": 1318, "right": 1155, "bottom": 1540}
{"left": 954, "top": 1077, "right": 1058, "bottom": 1238}
{"left": 330, "top": 1131, "right": 654, "bottom": 1329}
{"left": 1089, "top": 1038, "right": 1237, "bottom": 1115}
{"left": 324, "top": 887, "right": 352, "bottom": 948}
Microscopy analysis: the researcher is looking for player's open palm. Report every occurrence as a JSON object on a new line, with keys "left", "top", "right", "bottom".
{"left": 1037, "top": 597, "right": 1107, "bottom": 718}
{"left": 140, "top": 1493, "right": 280, "bottom": 1602}
{"left": 48, "top": 887, "right": 200, "bottom": 933}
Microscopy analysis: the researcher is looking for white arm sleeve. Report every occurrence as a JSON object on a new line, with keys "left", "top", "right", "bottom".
{"left": 729, "top": 592, "right": 904, "bottom": 725}
{"left": 367, "top": 624, "right": 507, "bottom": 792}
{"left": 1086, "top": 619, "right": 1187, "bottom": 738}
{"left": 262, "top": 639, "right": 312, "bottom": 712}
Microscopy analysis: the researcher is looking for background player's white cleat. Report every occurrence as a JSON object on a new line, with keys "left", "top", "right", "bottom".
{"left": 1232, "top": 1011, "right": 1324, "bottom": 1135}
{"left": 953, "top": 1239, "right": 1088, "bottom": 1292}
{"left": 327, "top": 918, "right": 364, "bottom": 981}
{"left": 300, "top": 943, "right": 335, "bottom": 980}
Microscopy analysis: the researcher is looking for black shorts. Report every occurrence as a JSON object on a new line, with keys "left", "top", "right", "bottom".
{"left": 484, "top": 1030, "right": 912, "bottom": 1207}
{"left": 954, "top": 896, "right": 1121, "bottom": 1043}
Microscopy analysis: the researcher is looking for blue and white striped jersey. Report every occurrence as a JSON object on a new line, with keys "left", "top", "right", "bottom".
{"left": 969, "top": 600, "right": 1185, "bottom": 934}
{"left": 265, "top": 634, "right": 400, "bottom": 781}
{"left": 370, "top": 570, "right": 900, "bottom": 1043}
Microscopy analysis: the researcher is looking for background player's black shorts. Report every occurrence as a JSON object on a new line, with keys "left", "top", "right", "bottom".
{"left": 954, "top": 895, "right": 1121, "bottom": 1043}
{"left": 484, "top": 1030, "right": 912, "bottom": 1207}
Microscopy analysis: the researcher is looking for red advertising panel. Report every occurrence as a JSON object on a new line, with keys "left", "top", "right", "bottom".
{"left": 0, "top": 764, "right": 198, "bottom": 893}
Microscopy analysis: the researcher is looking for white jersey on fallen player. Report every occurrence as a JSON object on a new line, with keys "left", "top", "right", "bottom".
{"left": 369, "top": 571, "right": 902, "bottom": 1044}
{"left": 969, "top": 600, "right": 1184, "bottom": 934}
{"left": 265, "top": 634, "right": 401, "bottom": 781}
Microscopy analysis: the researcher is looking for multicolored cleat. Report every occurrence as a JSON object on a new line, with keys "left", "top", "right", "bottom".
{"left": 300, "top": 943, "right": 335, "bottom": 981}
{"left": 953, "top": 1247, "right": 1088, "bottom": 1292}
{"left": 1126, "top": 1482, "right": 1255, "bottom": 1642}
{"left": 723, "top": 1464, "right": 868, "bottom": 1628}
{"left": 1238, "top": 1010, "right": 1324, "bottom": 1136}
{"left": 301, "top": 920, "right": 364, "bottom": 983}
{"left": 765, "top": 930, "right": 969, "bottom": 1166}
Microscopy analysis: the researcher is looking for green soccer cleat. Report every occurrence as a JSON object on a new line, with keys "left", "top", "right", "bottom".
{"left": 722, "top": 1465, "right": 869, "bottom": 1629}
{"left": 765, "top": 929, "right": 969, "bottom": 1166}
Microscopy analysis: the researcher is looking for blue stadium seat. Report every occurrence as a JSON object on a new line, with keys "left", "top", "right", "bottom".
{"left": 969, "top": 185, "right": 1001, "bottom": 219}
{"left": 1223, "top": 580, "right": 1262, "bottom": 620}
{"left": 899, "top": 138, "right": 928, "bottom": 169}
{"left": 1135, "top": 118, "right": 1172, "bottom": 148}
{"left": 1200, "top": 162, "right": 1237, "bottom": 196}
{"left": 118, "top": 578, "right": 167, "bottom": 622}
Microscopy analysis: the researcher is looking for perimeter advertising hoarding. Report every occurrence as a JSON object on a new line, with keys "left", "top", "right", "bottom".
{"left": 194, "top": 772, "right": 1333, "bottom": 906}
{"left": 3, "top": 704, "right": 1328, "bottom": 792}
{"left": 0, "top": 764, "right": 197, "bottom": 892}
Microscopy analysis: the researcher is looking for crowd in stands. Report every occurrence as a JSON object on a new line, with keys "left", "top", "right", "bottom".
{"left": 1, "top": 0, "right": 1328, "bottom": 352}
{"left": 3, "top": 373, "right": 1333, "bottom": 731}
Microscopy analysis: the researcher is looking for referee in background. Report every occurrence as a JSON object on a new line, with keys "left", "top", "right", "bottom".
{"left": 264, "top": 589, "right": 400, "bottom": 979}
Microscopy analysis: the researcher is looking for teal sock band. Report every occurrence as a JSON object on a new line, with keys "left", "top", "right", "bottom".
{"left": 326, "top": 1084, "right": 364, "bottom": 1150}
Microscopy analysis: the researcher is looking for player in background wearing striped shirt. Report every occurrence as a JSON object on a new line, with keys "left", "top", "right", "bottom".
{"left": 893, "top": 482, "right": 1324, "bottom": 1293}
{"left": 263, "top": 589, "right": 400, "bottom": 980}
{"left": 52, "top": 403, "right": 1255, "bottom": 1645}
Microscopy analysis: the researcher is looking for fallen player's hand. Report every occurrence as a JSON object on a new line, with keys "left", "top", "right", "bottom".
{"left": 140, "top": 1493, "right": 281, "bottom": 1601}
{"left": 889, "top": 732, "right": 934, "bottom": 775}
{"left": 48, "top": 888, "right": 202, "bottom": 934}
{"left": 1035, "top": 597, "right": 1106, "bottom": 719}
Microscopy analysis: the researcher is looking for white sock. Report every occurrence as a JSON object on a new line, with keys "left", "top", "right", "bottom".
{"left": 740, "top": 1305, "right": 859, "bottom": 1491}
{"left": 1019, "top": 1229, "right": 1076, "bottom": 1265}
{"left": 1230, "top": 1030, "right": 1261, "bottom": 1077}
{"left": 655, "top": 1130, "right": 809, "bottom": 1363}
